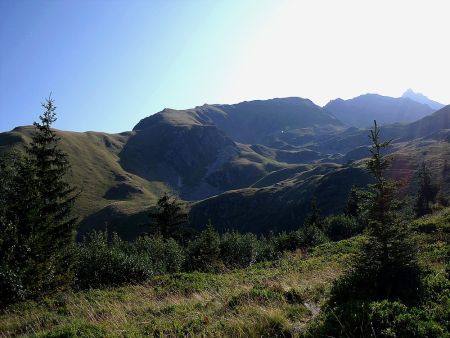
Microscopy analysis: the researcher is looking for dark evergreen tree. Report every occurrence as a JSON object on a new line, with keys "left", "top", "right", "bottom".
{"left": 25, "top": 96, "right": 78, "bottom": 294}
{"left": 0, "top": 153, "right": 20, "bottom": 263}
{"left": 0, "top": 153, "right": 26, "bottom": 305}
{"left": 303, "top": 195, "right": 323, "bottom": 229}
{"left": 300, "top": 196, "right": 327, "bottom": 246}
{"left": 0, "top": 96, "right": 77, "bottom": 304}
{"left": 413, "top": 162, "right": 438, "bottom": 217}
{"left": 148, "top": 193, "right": 189, "bottom": 242}
{"left": 344, "top": 185, "right": 359, "bottom": 217}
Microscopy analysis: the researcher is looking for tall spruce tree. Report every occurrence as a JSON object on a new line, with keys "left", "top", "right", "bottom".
{"left": 414, "top": 162, "right": 438, "bottom": 217}
{"left": 0, "top": 96, "right": 77, "bottom": 303}
{"left": 26, "top": 96, "right": 78, "bottom": 293}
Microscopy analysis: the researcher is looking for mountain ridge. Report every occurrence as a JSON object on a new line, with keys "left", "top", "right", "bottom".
{"left": 1, "top": 96, "right": 449, "bottom": 238}
{"left": 324, "top": 93, "right": 437, "bottom": 128}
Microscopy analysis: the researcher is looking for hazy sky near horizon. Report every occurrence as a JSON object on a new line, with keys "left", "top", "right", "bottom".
{"left": 1, "top": 0, "right": 449, "bottom": 133}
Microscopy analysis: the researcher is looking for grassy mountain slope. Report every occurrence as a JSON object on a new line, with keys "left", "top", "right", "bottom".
{"left": 190, "top": 136, "right": 450, "bottom": 234}
{"left": 0, "top": 126, "right": 167, "bottom": 231}
{"left": 316, "top": 104, "right": 450, "bottom": 155}
{"left": 3, "top": 96, "right": 345, "bottom": 237}
{"left": 118, "top": 97, "right": 344, "bottom": 201}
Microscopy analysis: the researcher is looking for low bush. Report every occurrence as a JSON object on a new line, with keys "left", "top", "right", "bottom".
{"left": 308, "top": 269, "right": 450, "bottom": 337}
{"left": 323, "top": 214, "right": 363, "bottom": 241}
{"left": 74, "top": 231, "right": 184, "bottom": 289}
{"left": 220, "top": 231, "right": 277, "bottom": 268}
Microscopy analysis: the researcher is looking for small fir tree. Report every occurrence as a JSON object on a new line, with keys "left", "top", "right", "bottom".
{"left": 356, "top": 120, "right": 419, "bottom": 301}
{"left": 301, "top": 196, "right": 327, "bottom": 246}
{"left": 413, "top": 162, "right": 438, "bottom": 217}
{"left": 148, "top": 193, "right": 189, "bottom": 241}
{"left": 318, "top": 121, "right": 421, "bottom": 336}
{"left": 344, "top": 185, "right": 359, "bottom": 217}
{"left": 303, "top": 195, "right": 322, "bottom": 228}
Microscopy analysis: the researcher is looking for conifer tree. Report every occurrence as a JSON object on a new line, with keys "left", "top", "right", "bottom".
{"left": 303, "top": 195, "right": 322, "bottom": 228}
{"left": 25, "top": 96, "right": 78, "bottom": 294}
{"left": 148, "top": 193, "right": 188, "bottom": 241}
{"left": 360, "top": 121, "right": 420, "bottom": 301}
{"left": 356, "top": 123, "right": 419, "bottom": 295}
{"left": 320, "top": 121, "right": 421, "bottom": 336}
{"left": 344, "top": 185, "right": 359, "bottom": 217}
{"left": 0, "top": 96, "right": 77, "bottom": 302}
{"left": 413, "top": 162, "right": 438, "bottom": 217}
{"left": 301, "top": 196, "right": 327, "bottom": 246}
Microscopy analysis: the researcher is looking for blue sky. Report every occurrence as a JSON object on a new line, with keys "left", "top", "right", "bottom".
{"left": 1, "top": 0, "right": 449, "bottom": 133}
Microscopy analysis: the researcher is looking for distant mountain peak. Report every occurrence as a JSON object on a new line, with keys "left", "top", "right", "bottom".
{"left": 401, "top": 89, "right": 444, "bottom": 110}
{"left": 324, "top": 93, "right": 436, "bottom": 128}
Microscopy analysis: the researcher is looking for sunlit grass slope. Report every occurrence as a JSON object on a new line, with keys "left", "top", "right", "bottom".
{"left": 0, "top": 126, "right": 168, "bottom": 231}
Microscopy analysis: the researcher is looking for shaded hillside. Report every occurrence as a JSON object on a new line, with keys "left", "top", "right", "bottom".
{"left": 189, "top": 104, "right": 450, "bottom": 234}
{"left": 190, "top": 166, "right": 373, "bottom": 233}
{"left": 324, "top": 93, "right": 436, "bottom": 127}
{"left": 316, "top": 104, "right": 450, "bottom": 155}
{"left": 119, "top": 123, "right": 288, "bottom": 201}
{"left": 403, "top": 104, "right": 450, "bottom": 140}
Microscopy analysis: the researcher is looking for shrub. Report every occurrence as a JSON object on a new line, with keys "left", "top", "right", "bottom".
{"left": 186, "top": 222, "right": 222, "bottom": 272}
{"left": 132, "top": 236, "right": 185, "bottom": 274}
{"left": 74, "top": 231, "right": 185, "bottom": 289}
{"left": 299, "top": 223, "right": 328, "bottom": 248}
{"left": 323, "top": 214, "right": 363, "bottom": 241}
{"left": 220, "top": 231, "right": 260, "bottom": 268}
{"left": 74, "top": 231, "right": 153, "bottom": 289}
{"left": 272, "top": 230, "right": 304, "bottom": 252}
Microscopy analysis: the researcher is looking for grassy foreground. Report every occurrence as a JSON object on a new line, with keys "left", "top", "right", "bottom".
{"left": 1, "top": 208, "right": 448, "bottom": 337}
